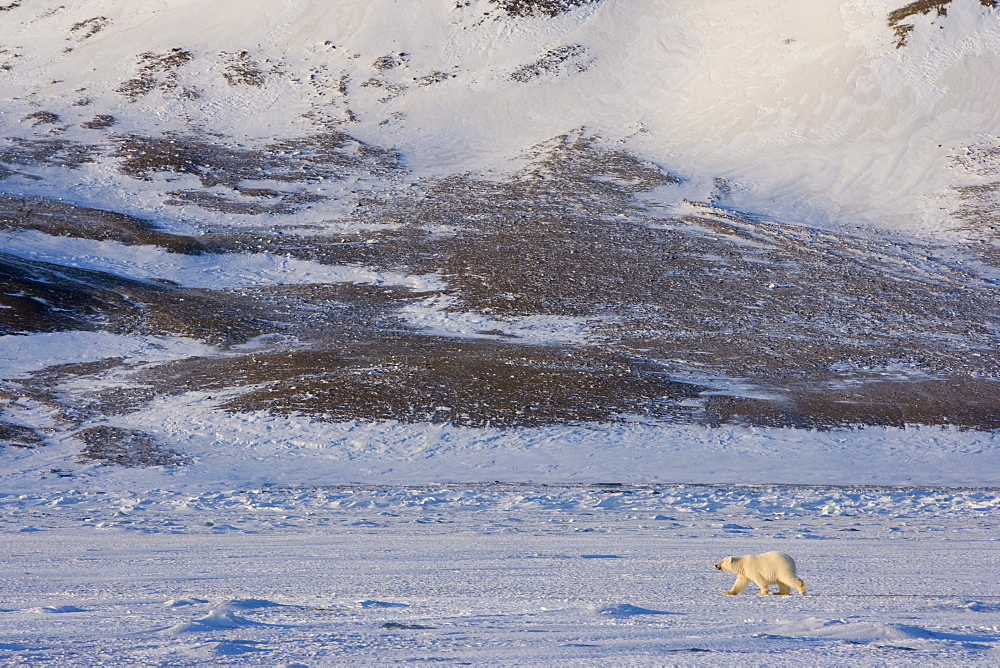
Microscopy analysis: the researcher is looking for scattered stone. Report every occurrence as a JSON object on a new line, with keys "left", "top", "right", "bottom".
{"left": 75, "top": 426, "right": 189, "bottom": 467}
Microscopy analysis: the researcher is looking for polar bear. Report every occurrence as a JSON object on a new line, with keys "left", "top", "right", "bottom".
{"left": 715, "top": 551, "right": 806, "bottom": 596}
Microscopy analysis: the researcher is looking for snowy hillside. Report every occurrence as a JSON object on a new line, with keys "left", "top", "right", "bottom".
{"left": 1, "top": 0, "right": 1000, "bottom": 474}
{"left": 1, "top": 0, "right": 999, "bottom": 475}
{"left": 3, "top": 0, "right": 1000, "bottom": 229}
{"left": 2, "top": 1, "right": 1000, "bottom": 664}
{"left": 2, "top": 0, "right": 1000, "bottom": 458}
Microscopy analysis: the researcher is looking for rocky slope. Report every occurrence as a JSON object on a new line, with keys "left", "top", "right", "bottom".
{"left": 1, "top": 1, "right": 999, "bottom": 465}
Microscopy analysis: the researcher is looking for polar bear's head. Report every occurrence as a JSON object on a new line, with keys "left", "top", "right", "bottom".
{"left": 715, "top": 556, "right": 739, "bottom": 572}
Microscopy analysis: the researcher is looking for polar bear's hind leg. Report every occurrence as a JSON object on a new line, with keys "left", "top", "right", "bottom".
{"left": 777, "top": 575, "right": 806, "bottom": 595}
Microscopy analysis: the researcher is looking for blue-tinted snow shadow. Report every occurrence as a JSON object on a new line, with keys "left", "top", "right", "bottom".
{"left": 594, "top": 603, "right": 684, "bottom": 618}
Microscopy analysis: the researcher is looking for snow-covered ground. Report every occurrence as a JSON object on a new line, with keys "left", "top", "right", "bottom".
{"left": 3, "top": 390, "right": 1000, "bottom": 490}
{"left": 2, "top": 483, "right": 999, "bottom": 665}
{"left": 1, "top": 398, "right": 998, "bottom": 664}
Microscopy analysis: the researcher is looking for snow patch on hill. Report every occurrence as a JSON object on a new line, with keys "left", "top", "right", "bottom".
{"left": 0, "top": 229, "right": 443, "bottom": 290}
{"left": 1, "top": 1, "right": 999, "bottom": 234}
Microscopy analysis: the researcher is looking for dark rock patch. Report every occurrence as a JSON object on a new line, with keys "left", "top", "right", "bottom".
{"left": 0, "top": 421, "right": 44, "bottom": 448}
{"left": 489, "top": 0, "right": 600, "bottom": 18}
{"left": 75, "top": 426, "right": 187, "bottom": 467}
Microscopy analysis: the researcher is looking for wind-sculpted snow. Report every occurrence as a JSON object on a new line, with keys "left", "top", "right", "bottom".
{"left": 4, "top": 483, "right": 997, "bottom": 528}
{"left": 0, "top": 483, "right": 998, "bottom": 664}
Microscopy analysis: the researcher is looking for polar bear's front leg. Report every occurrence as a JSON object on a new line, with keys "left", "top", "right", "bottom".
{"left": 754, "top": 580, "right": 772, "bottom": 596}
{"left": 725, "top": 575, "right": 749, "bottom": 595}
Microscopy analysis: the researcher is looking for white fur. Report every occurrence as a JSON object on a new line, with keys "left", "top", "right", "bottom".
{"left": 715, "top": 551, "right": 806, "bottom": 596}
